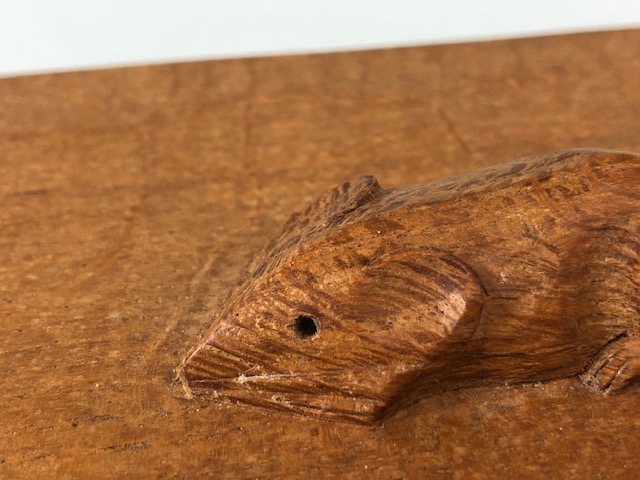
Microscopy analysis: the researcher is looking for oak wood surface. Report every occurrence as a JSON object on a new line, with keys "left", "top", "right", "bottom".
{"left": 2, "top": 29, "right": 640, "bottom": 478}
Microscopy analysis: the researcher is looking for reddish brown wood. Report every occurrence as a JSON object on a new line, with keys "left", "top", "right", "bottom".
{"left": 2, "top": 29, "right": 640, "bottom": 478}
{"left": 180, "top": 149, "right": 640, "bottom": 423}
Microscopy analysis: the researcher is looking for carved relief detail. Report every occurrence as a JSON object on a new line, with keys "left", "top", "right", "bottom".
{"left": 179, "top": 150, "right": 640, "bottom": 424}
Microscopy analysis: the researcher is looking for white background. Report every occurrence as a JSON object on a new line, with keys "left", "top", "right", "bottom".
{"left": 1, "top": 0, "right": 639, "bottom": 78}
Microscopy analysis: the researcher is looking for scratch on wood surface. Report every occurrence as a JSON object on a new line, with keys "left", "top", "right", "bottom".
{"left": 437, "top": 107, "right": 471, "bottom": 155}
{"left": 103, "top": 442, "right": 150, "bottom": 453}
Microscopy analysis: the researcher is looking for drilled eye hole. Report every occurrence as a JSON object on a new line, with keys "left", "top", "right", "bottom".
{"left": 294, "top": 315, "right": 319, "bottom": 339}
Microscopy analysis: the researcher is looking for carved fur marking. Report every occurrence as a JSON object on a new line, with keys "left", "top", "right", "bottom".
{"left": 179, "top": 149, "right": 640, "bottom": 424}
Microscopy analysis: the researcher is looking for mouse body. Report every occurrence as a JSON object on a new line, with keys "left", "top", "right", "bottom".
{"left": 179, "top": 149, "right": 640, "bottom": 424}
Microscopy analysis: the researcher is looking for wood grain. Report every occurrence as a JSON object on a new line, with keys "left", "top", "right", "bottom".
{"left": 2, "top": 29, "right": 640, "bottom": 478}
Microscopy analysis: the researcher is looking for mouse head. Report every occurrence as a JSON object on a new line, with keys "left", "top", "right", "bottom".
{"left": 180, "top": 176, "right": 483, "bottom": 423}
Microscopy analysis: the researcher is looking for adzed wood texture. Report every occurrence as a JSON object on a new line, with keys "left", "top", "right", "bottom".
{"left": 2, "top": 29, "right": 640, "bottom": 479}
{"left": 181, "top": 149, "right": 640, "bottom": 424}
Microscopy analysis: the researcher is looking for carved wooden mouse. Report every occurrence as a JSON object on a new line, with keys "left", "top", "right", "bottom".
{"left": 178, "top": 149, "right": 640, "bottom": 424}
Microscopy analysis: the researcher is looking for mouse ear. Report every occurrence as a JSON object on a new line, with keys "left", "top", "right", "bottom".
{"left": 298, "top": 175, "right": 382, "bottom": 228}
{"left": 342, "top": 250, "right": 484, "bottom": 348}
{"left": 245, "top": 176, "right": 382, "bottom": 277}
